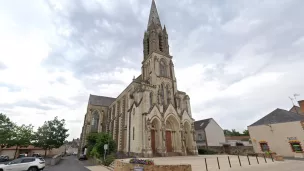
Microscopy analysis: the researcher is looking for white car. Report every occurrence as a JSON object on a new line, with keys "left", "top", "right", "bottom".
{"left": 0, "top": 157, "right": 45, "bottom": 171}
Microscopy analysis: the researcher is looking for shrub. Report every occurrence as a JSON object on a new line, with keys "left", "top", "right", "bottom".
{"left": 198, "top": 148, "right": 217, "bottom": 155}
{"left": 103, "top": 154, "right": 116, "bottom": 166}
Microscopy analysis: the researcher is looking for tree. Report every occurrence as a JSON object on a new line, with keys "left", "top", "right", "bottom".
{"left": 86, "top": 132, "right": 116, "bottom": 159}
{"left": 243, "top": 129, "right": 249, "bottom": 136}
{"left": 0, "top": 113, "right": 15, "bottom": 148}
{"left": 10, "top": 124, "right": 34, "bottom": 158}
{"left": 33, "top": 117, "right": 69, "bottom": 157}
{"left": 224, "top": 129, "right": 232, "bottom": 136}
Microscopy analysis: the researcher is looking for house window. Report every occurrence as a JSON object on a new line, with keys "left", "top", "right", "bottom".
{"left": 133, "top": 127, "right": 135, "bottom": 140}
{"left": 259, "top": 142, "right": 270, "bottom": 152}
{"left": 290, "top": 141, "right": 303, "bottom": 152}
{"left": 197, "top": 134, "right": 203, "bottom": 141}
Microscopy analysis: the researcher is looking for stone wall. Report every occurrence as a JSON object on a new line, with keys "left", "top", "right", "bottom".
{"left": 114, "top": 160, "right": 192, "bottom": 171}
{"left": 202, "top": 146, "right": 254, "bottom": 155}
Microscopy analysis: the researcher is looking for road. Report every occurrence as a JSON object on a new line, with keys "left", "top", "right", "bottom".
{"left": 44, "top": 156, "right": 93, "bottom": 171}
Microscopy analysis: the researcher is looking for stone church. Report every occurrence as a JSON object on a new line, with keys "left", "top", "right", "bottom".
{"left": 79, "top": 0, "right": 198, "bottom": 157}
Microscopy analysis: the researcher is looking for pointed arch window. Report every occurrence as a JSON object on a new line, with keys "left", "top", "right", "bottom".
{"left": 159, "top": 59, "right": 167, "bottom": 77}
{"left": 150, "top": 92, "right": 153, "bottom": 107}
{"left": 91, "top": 111, "right": 99, "bottom": 133}
{"left": 160, "top": 84, "right": 164, "bottom": 104}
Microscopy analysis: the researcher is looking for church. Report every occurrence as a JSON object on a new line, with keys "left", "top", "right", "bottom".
{"left": 79, "top": 0, "right": 198, "bottom": 157}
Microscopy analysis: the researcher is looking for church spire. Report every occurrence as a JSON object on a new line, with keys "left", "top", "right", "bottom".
{"left": 147, "top": 0, "right": 162, "bottom": 29}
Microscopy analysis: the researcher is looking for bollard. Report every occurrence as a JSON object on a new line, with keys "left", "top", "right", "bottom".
{"left": 238, "top": 155, "right": 242, "bottom": 167}
{"left": 205, "top": 158, "right": 208, "bottom": 171}
{"left": 256, "top": 155, "right": 259, "bottom": 164}
{"left": 263, "top": 154, "right": 267, "bottom": 163}
{"left": 270, "top": 154, "right": 274, "bottom": 162}
{"left": 217, "top": 157, "right": 220, "bottom": 170}
{"left": 228, "top": 156, "right": 231, "bottom": 168}
{"left": 247, "top": 155, "right": 251, "bottom": 165}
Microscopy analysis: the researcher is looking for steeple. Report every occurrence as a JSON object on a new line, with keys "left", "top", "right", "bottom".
{"left": 147, "top": 0, "right": 162, "bottom": 29}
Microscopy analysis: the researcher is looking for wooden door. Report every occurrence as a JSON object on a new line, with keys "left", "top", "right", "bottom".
{"left": 151, "top": 130, "right": 156, "bottom": 153}
{"left": 166, "top": 131, "right": 172, "bottom": 152}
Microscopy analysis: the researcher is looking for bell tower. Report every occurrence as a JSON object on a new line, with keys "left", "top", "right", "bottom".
{"left": 143, "top": 0, "right": 170, "bottom": 59}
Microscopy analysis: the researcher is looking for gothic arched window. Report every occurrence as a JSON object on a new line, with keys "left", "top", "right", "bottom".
{"left": 160, "top": 84, "right": 164, "bottom": 103}
{"left": 159, "top": 59, "right": 166, "bottom": 77}
{"left": 166, "top": 85, "right": 171, "bottom": 104}
{"left": 150, "top": 92, "right": 153, "bottom": 107}
{"left": 91, "top": 111, "right": 99, "bottom": 133}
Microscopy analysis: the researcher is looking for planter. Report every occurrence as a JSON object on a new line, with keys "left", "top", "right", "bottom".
{"left": 294, "top": 152, "right": 304, "bottom": 158}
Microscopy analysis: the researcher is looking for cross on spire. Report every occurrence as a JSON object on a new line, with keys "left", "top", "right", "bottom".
{"left": 147, "top": 0, "right": 162, "bottom": 29}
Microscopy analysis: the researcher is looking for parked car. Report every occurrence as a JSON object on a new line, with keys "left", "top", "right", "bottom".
{"left": 17, "top": 154, "right": 26, "bottom": 158}
{"left": 78, "top": 154, "right": 87, "bottom": 160}
{"left": 0, "top": 156, "right": 9, "bottom": 162}
{"left": 0, "top": 157, "right": 45, "bottom": 171}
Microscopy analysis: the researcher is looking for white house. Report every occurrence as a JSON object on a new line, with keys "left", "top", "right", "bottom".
{"left": 194, "top": 118, "right": 226, "bottom": 147}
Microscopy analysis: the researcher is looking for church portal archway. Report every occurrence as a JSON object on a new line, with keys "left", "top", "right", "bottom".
{"left": 184, "top": 121, "right": 192, "bottom": 152}
{"left": 165, "top": 115, "right": 180, "bottom": 153}
{"left": 151, "top": 117, "right": 161, "bottom": 154}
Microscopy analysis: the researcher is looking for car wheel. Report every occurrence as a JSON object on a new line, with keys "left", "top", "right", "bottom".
{"left": 28, "top": 167, "right": 38, "bottom": 171}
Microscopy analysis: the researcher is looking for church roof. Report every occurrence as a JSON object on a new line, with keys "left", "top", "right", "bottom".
{"left": 249, "top": 108, "right": 304, "bottom": 127}
{"left": 147, "top": 0, "right": 162, "bottom": 29}
{"left": 88, "top": 94, "right": 116, "bottom": 107}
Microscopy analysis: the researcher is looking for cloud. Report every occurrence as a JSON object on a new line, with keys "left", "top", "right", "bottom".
{"left": 0, "top": 0, "right": 304, "bottom": 140}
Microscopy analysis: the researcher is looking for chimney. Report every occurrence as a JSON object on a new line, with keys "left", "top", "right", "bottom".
{"left": 298, "top": 100, "right": 304, "bottom": 114}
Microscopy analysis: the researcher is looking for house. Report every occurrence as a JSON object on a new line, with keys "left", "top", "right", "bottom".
{"left": 225, "top": 136, "right": 252, "bottom": 146}
{"left": 248, "top": 100, "right": 304, "bottom": 157}
{"left": 194, "top": 118, "right": 225, "bottom": 148}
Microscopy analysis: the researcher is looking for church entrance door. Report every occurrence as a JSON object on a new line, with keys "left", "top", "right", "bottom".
{"left": 166, "top": 131, "right": 172, "bottom": 152}
{"left": 151, "top": 130, "right": 156, "bottom": 153}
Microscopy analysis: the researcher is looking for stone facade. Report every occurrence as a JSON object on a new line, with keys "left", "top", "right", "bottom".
{"left": 79, "top": 0, "right": 198, "bottom": 157}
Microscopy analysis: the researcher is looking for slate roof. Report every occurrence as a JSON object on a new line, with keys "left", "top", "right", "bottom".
{"left": 88, "top": 94, "right": 116, "bottom": 107}
{"left": 249, "top": 108, "right": 304, "bottom": 127}
{"left": 194, "top": 118, "right": 212, "bottom": 130}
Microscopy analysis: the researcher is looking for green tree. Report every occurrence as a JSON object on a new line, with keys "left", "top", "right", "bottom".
{"left": 86, "top": 132, "right": 116, "bottom": 159}
{"left": 224, "top": 129, "right": 232, "bottom": 136}
{"left": 33, "top": 117, "right": 69, "bottom": 157}
{"left": 9, "top": 124, "right": 34, "bottom": 158}
{"left": 0, "top": 113, "right": 15, "bottom": 148}
{"left": 243, "top": 129, "right": 249, "bottom": 136}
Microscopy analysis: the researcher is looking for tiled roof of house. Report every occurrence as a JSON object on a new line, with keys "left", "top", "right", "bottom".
{"left": 88, "top": 94, "right": 116, "bottom": 107}
{"left": 249, "top": 108, "right": 304, "bottom": 127}
{"left": 226, "top": 136, "right": 250, "bottom": 141}
{"left": 194, "top": 118, "right": 212, "bottom": 130}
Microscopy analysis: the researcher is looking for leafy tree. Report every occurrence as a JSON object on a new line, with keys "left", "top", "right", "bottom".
{"left": 223, "top": 129, "right": 232, "bottom": 136}
{"left": 9, "top": 124, "right": 34, "bottom": 158}
{"left": 243, "top": 129, "right": 249, "bottom": 136}
{"left": 0, "top": 113, "right": 15, "bottom": 148}
{"left": 33, "top": 117, "right": 69, "bottom": 157}
{"left": 86, "top": 132, "right": 116, "bottom": 159}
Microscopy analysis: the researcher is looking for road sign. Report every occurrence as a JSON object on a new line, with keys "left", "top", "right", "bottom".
{"left": 104, "top": 144, "right": 108, "bottom": 150}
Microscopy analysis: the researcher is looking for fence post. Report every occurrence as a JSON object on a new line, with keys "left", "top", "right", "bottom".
{"left": 238, "top": 155, "right": 242, "bottom": 167}
{"left": 228, "top": 156, "right": 231, "bottom": 168}
{"left": 256, "top": 154, "right": 259, "bottom": 164}
{"left": 263, "top": 154, "right": 267, "bottom": 163}
{"left": 205, "top": 158, "right": 208, "bottom": 171}
{"left": 247, "top": 155, "right": 251, "bottom": 165}
{"left": 217, "top": 157, "right": 220, "bottom": 170}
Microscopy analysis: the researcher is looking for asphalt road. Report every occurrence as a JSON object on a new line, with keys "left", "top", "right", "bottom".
{"left": 44, "top": 156, "right": 92, "bottom": 171}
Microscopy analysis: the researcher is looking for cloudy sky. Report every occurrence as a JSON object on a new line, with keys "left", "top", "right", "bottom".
{"left": 1, "top": 0, "right": 304, "bottom": 140}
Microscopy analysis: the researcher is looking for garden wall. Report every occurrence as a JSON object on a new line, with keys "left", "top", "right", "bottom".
{"left": 114, "top": 160, "right": 191, "bottom": 171}
{"left": 202, "top": 146, "right": 254, "bottom": 155}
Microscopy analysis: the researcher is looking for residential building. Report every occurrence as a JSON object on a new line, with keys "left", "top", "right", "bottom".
{"left": 79, "top": 0, "right": 198, "bottom": 157}
{"left": 194, "top": 118, "right": 225, "bottom": 148}
{"left": 248, "top": 100, "right": 304, "bottom": 157}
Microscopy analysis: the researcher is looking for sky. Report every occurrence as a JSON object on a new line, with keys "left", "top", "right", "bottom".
{"left": 0, "top": 0, "right": 304, "bottom": 140}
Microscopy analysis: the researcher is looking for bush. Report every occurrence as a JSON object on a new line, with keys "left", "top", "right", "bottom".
{"left": 102, "top": 154, "right": 116, "bottom": 166}
{"left": 198, "top": 149, "right": 217, "bottom": 155}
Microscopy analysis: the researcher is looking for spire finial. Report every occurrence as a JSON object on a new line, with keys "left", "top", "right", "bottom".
{"left": 147, "top": 0, "right": 161, "bottom": 29}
